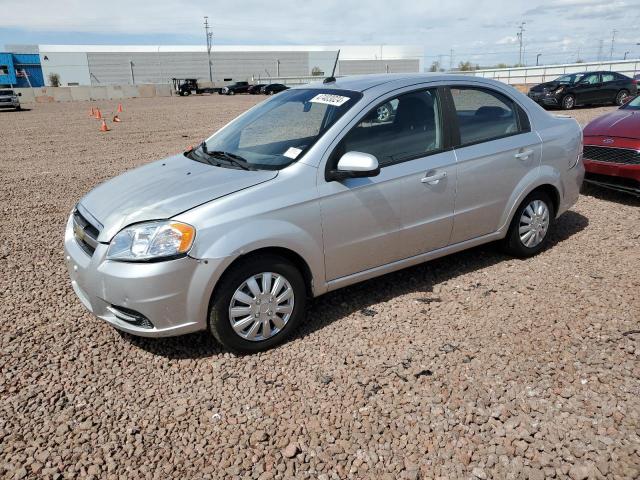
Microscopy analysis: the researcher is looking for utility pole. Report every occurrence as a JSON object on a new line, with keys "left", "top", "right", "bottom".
{"left": 204, "top": 16, "right": 213, "bottom": 82}
{"left": 449, "top": 49, "right": 454, "bottom": 71}
{"left": 517, "top": 22, "right": 526, "bottom": 66}
{"left": 129, "top": 60, "right": 135, "bottom": 85}
{"left": 536, "top": 53, "right": 542, "bottom": 66}
{"left": 609, "top": 29, "right": 617, "bottom": 60}
{"left": 276, "top": 59, "right": 280, "bottom": 77}
{"left": 624, "top": 51, "right": 630, "bottom": 60}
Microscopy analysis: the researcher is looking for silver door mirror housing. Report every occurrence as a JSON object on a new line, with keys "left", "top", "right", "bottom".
{"left": 329, "top": 151, "right": 380, "bottom": 181}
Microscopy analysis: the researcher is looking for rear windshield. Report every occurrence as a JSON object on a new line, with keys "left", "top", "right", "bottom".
{"left": 0, "top": 90, "right": 14, "bottom": 96}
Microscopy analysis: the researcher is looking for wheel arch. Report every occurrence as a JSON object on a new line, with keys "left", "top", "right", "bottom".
{"left": 500, "top": 178, "right": 562, "bottom": 236}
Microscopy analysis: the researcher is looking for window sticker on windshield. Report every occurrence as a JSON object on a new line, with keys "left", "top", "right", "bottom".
{"left": 283, "top": 147, "right": 303, "bottom": 159}
{"left": 309, "top": 94, "right": 350, "bottom": 107}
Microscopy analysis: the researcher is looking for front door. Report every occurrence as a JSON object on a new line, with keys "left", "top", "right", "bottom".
{"left": 574, "top": 73, "right": 602, "bottom": 104}
{"left": 447, "top": 85, "right": 542, "bottom": 243}
{"left": 318, "top": 88, "right": 456, "bottom": 280}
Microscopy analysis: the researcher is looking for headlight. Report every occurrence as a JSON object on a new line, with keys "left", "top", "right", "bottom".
{"left": 107, "top": 221, "right": 195, "bottom": 261}
{"left": 554, "top": 86, "right": 565, "bottom": 94}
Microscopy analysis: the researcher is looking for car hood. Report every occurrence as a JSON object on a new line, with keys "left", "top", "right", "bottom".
{"left": 530, "top": 81, "right": 560, "bottom": 92}
{"left": 583, "top": 109, "right": 640, "bottom": 139}
{"left": 79, "top": 153, "right": 277, "bottom": 241}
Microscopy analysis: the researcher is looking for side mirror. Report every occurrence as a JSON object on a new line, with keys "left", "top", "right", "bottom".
{"left": 17, "top": 92, "right": 21, "bottom": 96}
{"left": 328, "top": 151, "right": 380, "bottom": 181}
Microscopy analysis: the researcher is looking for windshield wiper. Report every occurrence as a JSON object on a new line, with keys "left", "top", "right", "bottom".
{"left": 208, "top": 150, "right": 256, "bottom": 170}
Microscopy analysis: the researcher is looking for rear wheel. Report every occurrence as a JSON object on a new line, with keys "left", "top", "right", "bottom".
{"left": 615, "top": 90, "right": 629, "bottom": 106}
{"left": 209, "top": 254, "right": 306, "bottom": 353}
{"left": 229, "top": 90, "right": 235, "bottom": 96}
{"left": 502, "top": 191, "right": 554, "bottom": 258}
{"left": 561, "top": 94, "right": 575, "bottom": 110}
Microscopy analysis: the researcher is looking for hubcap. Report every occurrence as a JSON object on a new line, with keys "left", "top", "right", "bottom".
{"left": 377, "top": 105, "right": 391, "bottom": 121}
{"left": 617, "top": 92, "right": 628, "bottom": 104}
{"left": 228, "top": 272, "right": 294, "bottom": 341}
{"left": 519, "top": 200, "right": 550, "bottom": 248}
{"left": 564, "top": 96, "right": 574, "bottom": 108}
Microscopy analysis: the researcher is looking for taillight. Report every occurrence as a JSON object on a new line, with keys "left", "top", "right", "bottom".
{"left": 632, "top": 79, "right": 638, "bottom": 86}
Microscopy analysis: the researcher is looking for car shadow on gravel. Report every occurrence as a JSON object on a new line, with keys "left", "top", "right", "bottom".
{"left": 296, "top": 210, "right": 589, "bottom": 343}
{"left": 121, "top": 210, "right": 588, "bottom": 359}
{"left": 581, "top": 184, "right": 640, "bottom": 207}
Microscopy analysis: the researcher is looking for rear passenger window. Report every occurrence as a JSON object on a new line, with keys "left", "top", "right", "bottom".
{"left": 450, "top": 87, "right": 521, "bottom": 146}
{"left": 602, "top": 73, "right": 615, "bottom": 82}
{"left": 340, "top": 89, "right": 443, "bottom": 167}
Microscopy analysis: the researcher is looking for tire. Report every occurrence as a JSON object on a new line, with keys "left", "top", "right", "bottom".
{"left": 501, "top": 190, "right": 555, "bottom": 258}
{"left": 561, "top": 94, "right": 575, "bottom": 110}
{"left": 208, "top": 254, "right": 307, "bottom": 353}
{"left": 229, "top": 90, "right": 235, "bottom": 96}
{"left": 615, "top": 90, "right": 629, "bottom": 106}
{"left": 15, "top": 105, "right": 21, "bottom": 111}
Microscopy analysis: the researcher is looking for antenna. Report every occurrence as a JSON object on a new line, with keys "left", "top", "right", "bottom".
{"left": 324, "top": 49, "right": 341, "bottom": 84}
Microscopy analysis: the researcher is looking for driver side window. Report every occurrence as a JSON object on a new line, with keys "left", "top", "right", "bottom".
{"left": 582, "top": 74, "right": 600, "bottom": 85}
{"left": 338, "top": 89, "right": 443, "bottom": 167}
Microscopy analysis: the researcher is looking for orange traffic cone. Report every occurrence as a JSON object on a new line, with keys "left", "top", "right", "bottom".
{"left": 95, "top": 108, "right": 102, "bottom": 120}
{"left": 89, "top": 107, "right": 95, "bottom": 116}
{"left": 117, "top": 103, "right": 123, "bottom": 113}
{"left": 100, "top": 119, "right": 110, "bottom": 132}
{"left": 113, "top": 115, "right": 121, "bottom": 123}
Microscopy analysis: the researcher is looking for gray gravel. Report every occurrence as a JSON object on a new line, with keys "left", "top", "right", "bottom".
{"left": 1, "top": 96, "right": 639, "bottom": 479}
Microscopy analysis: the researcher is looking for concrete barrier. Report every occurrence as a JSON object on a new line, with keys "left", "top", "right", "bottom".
{"left": 14, "top": 83, "right": 175, "bottom": 103}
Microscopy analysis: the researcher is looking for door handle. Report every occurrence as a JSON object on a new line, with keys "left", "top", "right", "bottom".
{"left": 421, "top": 170, "right": 447, "bottom": 185}
{"left": 514, "top": 149, "right": 534, "bottom": 160}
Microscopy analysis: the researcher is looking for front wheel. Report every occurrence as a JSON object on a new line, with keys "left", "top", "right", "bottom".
{"left": 561, "top": 94, "right": 575, "bottom": 110}
{"left": 209, "top": 255, "right": 306, "bottom": 353}
{"left": 502, "top": 191, "right": 554, "bottom": 258}
{"left": 228, "top": 90, "right": 235, "bottom": 96}
{"left": 615, "top": 90, "right": 629, "bottom": 106}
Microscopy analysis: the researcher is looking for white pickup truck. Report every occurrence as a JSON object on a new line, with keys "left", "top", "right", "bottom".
{"left": 0, "top": 89, "right": 21, "bottom": 111}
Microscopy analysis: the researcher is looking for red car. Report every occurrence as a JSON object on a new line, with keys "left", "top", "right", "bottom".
{"left": 582, "top": 95, "right": 640, "bottom": 196}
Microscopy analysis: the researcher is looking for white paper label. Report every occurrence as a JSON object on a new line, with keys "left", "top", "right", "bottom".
{"left": 309, "top": 93, "right": 350, "bottom": 107}
{"left": 283, "top": 147, "right": 303, "bottom": 159}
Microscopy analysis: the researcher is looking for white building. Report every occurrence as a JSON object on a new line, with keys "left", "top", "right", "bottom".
{"left": 33, "top": 44, "right": 424, "bottom": 86}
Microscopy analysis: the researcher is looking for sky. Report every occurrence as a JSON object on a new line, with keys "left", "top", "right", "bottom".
{"left": 1, "top": 0, "right": 640, "bottom": 67}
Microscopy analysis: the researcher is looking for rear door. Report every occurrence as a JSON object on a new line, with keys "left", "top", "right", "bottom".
{"left": 600, "top": 72, "right": 619, "bottom": 102}
{"left": 446, "top": 85, "right": 541, "bottom": 243}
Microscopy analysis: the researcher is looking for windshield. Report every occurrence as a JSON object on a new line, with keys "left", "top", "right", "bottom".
{"left": 555, "top": 74, "right": 585, "bottom": 84}
{"left": 0, "top": 90, "right": 14, "bottom": 96}
{"left": 196, "top": 88, "right": 362, "bottom": 170}
{"left": 621, "top": 95, "right": 640, "bottom": 110}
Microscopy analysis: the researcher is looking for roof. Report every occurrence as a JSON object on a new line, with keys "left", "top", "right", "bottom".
{"left": 300, "top": 73, "right": 502, "bottom": 93}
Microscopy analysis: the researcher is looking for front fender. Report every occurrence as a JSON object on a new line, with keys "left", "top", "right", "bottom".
{"left": 190, "top": 218, "right": 326, "bottom": 296}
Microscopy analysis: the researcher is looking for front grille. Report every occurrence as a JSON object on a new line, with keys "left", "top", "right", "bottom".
{"left": 107, "top": 305, "right": 154, "bottom": 329}
{"left": 583, "top": 145, "right": 640, "bottom": 165}
{"left": 0, "top": 98, "right": 12, "bottom": 102}
{"left": 72, "top": 208, "right": 101, "bottom": 256}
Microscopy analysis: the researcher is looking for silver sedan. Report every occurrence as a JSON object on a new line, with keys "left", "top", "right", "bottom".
{"left": 64, "top": 74, "right": 584, "bottom": 352}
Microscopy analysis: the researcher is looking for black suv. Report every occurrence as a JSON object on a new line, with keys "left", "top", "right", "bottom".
{"left": 219, "top": 82, "right": 251, "bottom": 95}
{"left": 528, "top": 71, "right": 637, "bottom": 110}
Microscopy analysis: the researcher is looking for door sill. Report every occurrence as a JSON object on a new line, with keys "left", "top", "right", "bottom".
{"left": 324, "top": 231, "right": 504, "bottom": 293}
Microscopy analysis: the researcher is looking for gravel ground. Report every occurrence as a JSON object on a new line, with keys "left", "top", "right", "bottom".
{"left": 1, "top": 96, "right": 639, "bottom": 480}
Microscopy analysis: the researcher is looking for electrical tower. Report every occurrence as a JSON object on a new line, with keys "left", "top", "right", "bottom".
{"left": 609, "top": 29, "right": 617, "bottom": 60}
{"left": 597, "top": 39, "right": 604, "bottom": 61}
{"left": 517, "top": 22, "right": 526, "bottom": 66}
{"left": 449, "top": 49, "right": 454, "bottom": 70}
{"left": 204, "top": 16, "right": 213, "bottom": 82}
